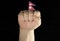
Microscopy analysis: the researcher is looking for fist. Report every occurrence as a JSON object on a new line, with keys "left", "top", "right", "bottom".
{"left": 18, "top": 10, "right": 41, "bottom": 30}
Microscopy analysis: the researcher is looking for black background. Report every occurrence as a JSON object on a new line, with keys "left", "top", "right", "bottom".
{"left": 0, "top": 0, "right": 60, "bottom": 41}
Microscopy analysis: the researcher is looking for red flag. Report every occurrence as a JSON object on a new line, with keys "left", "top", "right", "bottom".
{"left": 29, "top": 1, "right": 36, "bottom": 6}
{"left": 28, "top": 1, "right": 36, "bottom": 11}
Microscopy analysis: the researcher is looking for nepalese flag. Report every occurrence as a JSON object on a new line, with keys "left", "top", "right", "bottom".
{"left": 28, "top": 1, "right": 36, "bottom": 10}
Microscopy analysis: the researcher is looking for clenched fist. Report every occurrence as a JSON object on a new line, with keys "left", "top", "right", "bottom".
{"left": 18, "top": 10, "right": 41, "bottom": 30}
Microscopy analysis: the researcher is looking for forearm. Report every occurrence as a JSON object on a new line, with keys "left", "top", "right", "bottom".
{"left": 19, "top": 29, "right": 35, "bottom": 41}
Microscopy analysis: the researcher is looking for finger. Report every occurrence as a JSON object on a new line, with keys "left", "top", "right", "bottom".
{"left": 29, "top": 10, "right": 33, "bottom": 22}
{"left": 18, "top": 11, "right": 24, "bottom": 22}
{"left": 33, "top": 11, "right": 41, "bottom": 22}
{"left": 18, "top": 11, "right": 24, "bottom": 16}
{"left": 34, "top": 11, "right": 41, "bottom": 19}
{"left": 24, "top": 10, "right": 29, "bottom": 21}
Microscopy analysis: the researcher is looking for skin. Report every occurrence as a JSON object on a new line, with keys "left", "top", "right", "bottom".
{"left": 18, "top": 10, "right": 41, "bottom": 41}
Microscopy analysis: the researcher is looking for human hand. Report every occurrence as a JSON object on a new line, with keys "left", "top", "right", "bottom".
{"left": 18, "top": 10, "right": 41, "bottom": 30}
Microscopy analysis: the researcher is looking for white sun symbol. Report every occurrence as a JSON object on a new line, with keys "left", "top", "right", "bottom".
{"left": 29, "top": 6, "right": 32, "bottom": 9}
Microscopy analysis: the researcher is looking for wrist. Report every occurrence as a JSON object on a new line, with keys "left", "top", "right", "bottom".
{"left": 20, "top": 28, "right": 34, "bottom": 34}
{"left": 20, "top": 28, "right": 35, "bottom": 41}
